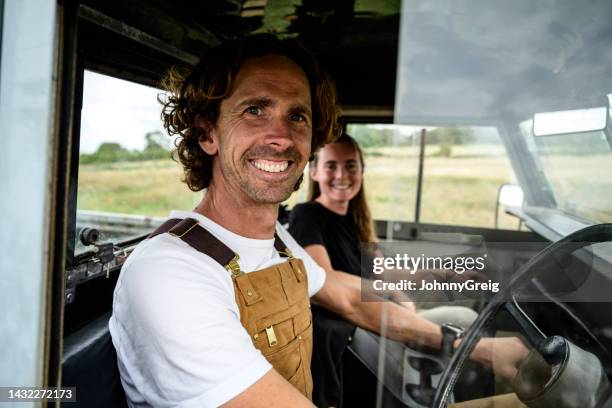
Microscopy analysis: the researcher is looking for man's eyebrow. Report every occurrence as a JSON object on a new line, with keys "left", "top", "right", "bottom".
{"left": 291, "top": 104, "right": 312, "bottom": 117}
{"left": 230, "top": 97, "right": 312, "bottom": 117}
{"left": 232, "top": 97, "right": 273, "bottom": 111}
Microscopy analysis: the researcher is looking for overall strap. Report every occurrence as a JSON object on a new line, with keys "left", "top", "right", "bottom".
{"left": 274, "top": 233, "right": 294, "bottom": 259}
{"left": 149, "top": 218, "right": 294, "bottom": 275}
{"left": 150, "top": 218, "right": 236, "bottom": 267}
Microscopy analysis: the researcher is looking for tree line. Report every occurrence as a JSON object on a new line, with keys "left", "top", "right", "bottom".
{"left": 349, "top": 125, "right": 476, "bottom": 148}
{"left": 81, "top": 126, "right": 479, "bottom": 164}
{"left": 80, "top": 131, "right": 173, "bottom": 164}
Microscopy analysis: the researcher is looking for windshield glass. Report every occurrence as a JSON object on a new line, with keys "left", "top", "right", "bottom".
{"left": 394, "top": 0, "right": 612, "bottom": 228}
{"left": 344, "top": 123, "right": 519, "bottom": 229}
{"left": 520, "top": 119, "right": 612, "bottom": 223}
{"left": 366, "top": 1, "right": 612, "bottom": 406}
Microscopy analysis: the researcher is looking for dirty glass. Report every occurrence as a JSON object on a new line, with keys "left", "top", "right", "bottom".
{"left": 521, "top": 123, "right": 612, "bottom": 223}
{"left": 369, "top": 0, "right": 612, "bottom": 406}
{"left": 393, "top": 0, "right": 612, "bottom": 226}
{"left": 519, "top": 96, "right": 612, "bottom": 224}
{"left": 344, "top": 123, "right": 518, "bottom": 229}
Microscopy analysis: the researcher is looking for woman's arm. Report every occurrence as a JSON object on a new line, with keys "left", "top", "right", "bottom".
{"left": 306, "top": 244, "right": 437, "bottom": 346}
{"left": 306, "top": 244, "right": 529, "bottom": 378}
{"left": 305, "top": 244, "right": 416, "bottom": 312}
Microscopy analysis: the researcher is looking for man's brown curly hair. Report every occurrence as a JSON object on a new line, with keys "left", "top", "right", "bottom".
{"left": 159, "top": 34, "right": 341, "bottom": 192}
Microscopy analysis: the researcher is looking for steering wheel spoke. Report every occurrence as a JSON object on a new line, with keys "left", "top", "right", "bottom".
{"left": 503, "top": 300, "right": 547, "bottom": 348}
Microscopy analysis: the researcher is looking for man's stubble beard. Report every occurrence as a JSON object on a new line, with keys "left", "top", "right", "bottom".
{"left": 222, "top": 156, "right": 303, "bottom": 205}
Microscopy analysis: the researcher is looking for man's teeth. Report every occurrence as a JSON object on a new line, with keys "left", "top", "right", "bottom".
{"left": 252, "top": 159, "right": 289, "bottom": 173}
{"left": 333, "top": 185, "right": 350, "bottom": 190}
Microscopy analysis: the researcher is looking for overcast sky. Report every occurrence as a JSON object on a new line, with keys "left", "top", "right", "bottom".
{"left": 80, "top": 70, "right": 169, "bottom": 153}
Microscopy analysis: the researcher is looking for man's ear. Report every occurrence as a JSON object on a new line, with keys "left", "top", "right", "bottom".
{"left": 196, "top": 118, "right": 218, "bottom": 155}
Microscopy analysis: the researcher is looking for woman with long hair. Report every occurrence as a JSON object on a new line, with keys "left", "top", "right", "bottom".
{"left": 289, "top": 134, "right": 478, "bottom": 407}
{"left": 288, "top": 133, "right": 383, "bottom": 407}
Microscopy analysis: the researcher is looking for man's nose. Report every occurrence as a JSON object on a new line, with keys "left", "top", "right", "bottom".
{"left": 265, "top": 116, "right": 293, "bottom": 149}
{"left": 335, "top": 166, "right": 347, "bottom": 179}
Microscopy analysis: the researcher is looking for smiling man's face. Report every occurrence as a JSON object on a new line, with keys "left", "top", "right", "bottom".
{"left": 199, "top": 54, "right": 312, "bottom": 205}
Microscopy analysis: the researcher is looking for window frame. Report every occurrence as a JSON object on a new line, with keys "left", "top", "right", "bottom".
{"left": 66, "top": 4, "right": 195, "bottom": 266}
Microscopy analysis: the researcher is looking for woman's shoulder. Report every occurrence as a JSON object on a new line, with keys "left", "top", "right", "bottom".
{"left": 288, "top": 202, "right": 330, "bottom": 236}
{"left": 290, "top": 201, "right": 325, "bottom": 219}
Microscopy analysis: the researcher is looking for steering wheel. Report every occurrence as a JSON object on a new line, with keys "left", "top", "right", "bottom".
{"left": 432, "top": 223, "right": 612, "bottom": 407}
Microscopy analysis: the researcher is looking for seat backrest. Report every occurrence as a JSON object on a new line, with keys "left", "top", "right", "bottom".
{"left": 62, "top": 311, "right": 128, "bottom": 407}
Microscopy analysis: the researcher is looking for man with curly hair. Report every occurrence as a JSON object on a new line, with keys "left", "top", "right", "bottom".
{"left": 109, "top": 34, "right": 528, "bottom": 408}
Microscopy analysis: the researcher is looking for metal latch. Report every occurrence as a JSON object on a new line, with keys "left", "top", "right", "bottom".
{"left": 225, "top": 254, "right": 243, "bottom": 277}
{"left": 279, "top": 248, "right": 294, "bottom": 259}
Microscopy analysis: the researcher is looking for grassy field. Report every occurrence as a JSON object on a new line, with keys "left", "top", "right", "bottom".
{"left": 77, "top": 160, "right": 202, "bottom": 214}
{"left": 77, "top": 145, "right": 521, "bottom": 230}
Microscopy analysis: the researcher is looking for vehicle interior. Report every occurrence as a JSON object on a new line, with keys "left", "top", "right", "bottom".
{"left": 2, "top": 0, "right": 612, "bottom": 407}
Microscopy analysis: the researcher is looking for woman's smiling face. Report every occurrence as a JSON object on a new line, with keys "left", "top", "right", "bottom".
{"left": 311, "top": 141, "right": 363, "bottom": 213}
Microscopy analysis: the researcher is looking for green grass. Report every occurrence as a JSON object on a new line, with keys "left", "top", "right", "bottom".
{"left": 77, "top": 160, "right": 201, "bottom": 216}
{"left": 77, "top": 147, "right": 521, "bottom": 230}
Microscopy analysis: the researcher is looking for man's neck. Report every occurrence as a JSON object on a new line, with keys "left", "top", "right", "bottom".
{"left": 194, "top": 181, "right": 279, "bottom": 239}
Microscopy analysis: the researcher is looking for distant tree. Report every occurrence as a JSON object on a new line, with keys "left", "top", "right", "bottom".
{"left": 142, "top": 131, "right": 172, "bottom": 160}
{"left": 350, "top": 125, "right": 394, "bottom": 148}
{"left": 413, "top": 127, "right": 476, "bottom": 145}
{"left": 94, "top": 142, "right": 131, "bottom": 162}
{"left": 145, "top": 131, "right": 172, "bottom": 151}
{"left": 433, "top": 143, "right": 452, "bottom": 157}
{"left": 80, "top": 132, "right": 176, "bottom": 164}
{"left": 79, "top": 153, "right": 96, "bottom": 164}
{"left": 97, "top": 142, "right": 126, "bottom": 154}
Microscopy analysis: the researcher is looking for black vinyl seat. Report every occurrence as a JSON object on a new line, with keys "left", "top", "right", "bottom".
{"left": 62, "top": 311, "right": 128, "bottom": 407}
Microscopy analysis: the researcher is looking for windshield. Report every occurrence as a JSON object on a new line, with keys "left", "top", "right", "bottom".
{"left": 393, "top": 0, "right": 612, "bottom": 228}
{"left": 364, "top": 1, "right": 612, "bottom": 406}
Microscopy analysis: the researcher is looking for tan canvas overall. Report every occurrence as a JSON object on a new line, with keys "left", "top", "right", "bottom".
{"left": 151, "top": 218, "right": 314, "bottom": 399}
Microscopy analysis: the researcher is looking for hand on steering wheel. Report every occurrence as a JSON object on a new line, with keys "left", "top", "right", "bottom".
{"left": 469, "top": 336, "right": 530, "bottom": 379}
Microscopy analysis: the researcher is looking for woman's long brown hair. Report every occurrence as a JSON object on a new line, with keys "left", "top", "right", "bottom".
{"left": 307, "top": 134, "right": 377, "bottom": 243}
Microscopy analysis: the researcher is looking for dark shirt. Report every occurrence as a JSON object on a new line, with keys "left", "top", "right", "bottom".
{"left": 289, "top": 201, "right": 364, "bottom": 408}
{"left": 289, "top": 201, "right": 364, "bottom": 278}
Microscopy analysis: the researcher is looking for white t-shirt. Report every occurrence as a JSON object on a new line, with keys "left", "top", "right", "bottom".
{"left": 109, "top": 210, "right": 326, "bottom": 408}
